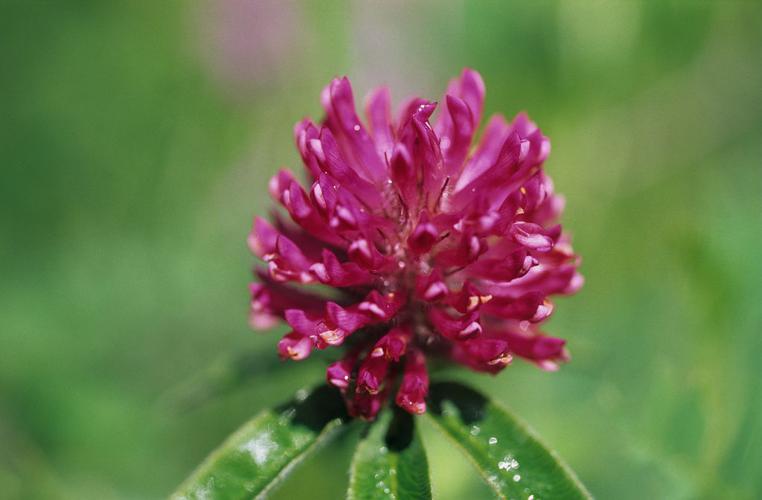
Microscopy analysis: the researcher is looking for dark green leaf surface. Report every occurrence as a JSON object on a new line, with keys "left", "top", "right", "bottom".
{"left": 171, "top": 386, "right": 348, "bottom": 500}
{"left": 349, "top": 408, "right": 432, "bottom": 500}
{"left": 426, "top": 382, "right": 591, "bottom": 500}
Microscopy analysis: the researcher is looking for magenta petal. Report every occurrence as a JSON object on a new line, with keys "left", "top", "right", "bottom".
{"left": 441, "top": 94, "right": 475, "bottom": 173}
{"left": 434, "top": 232, "right": 487, "bottom": 268}
{"left": 409, "top": 115, "right": 445, "bottom": 202}
{"left": 357, "top": 355, "right": 389, "bottom": 395}
{"left": 268, "top": 169, "right": 298, "bottom": 201}
{"left": 311, "top": 249, "right": 374, "bottom": 287}
{"left": 312, "top": 128, "right": 384, "bottom": 209}
{"left": 465, "top": 249, "right": 538, "bottom": 282}
{"left": 435, "top": 69, "right": 484, "bottom": 158}
{"left": 248, "top": 283, "right": 279, "bottom": 330}
{"left": 484, "top": 292, "right": 554, "bottom": 322}
{"left": 503, "top": 329, "right": 567, "bottom": 368}
{"left": 277, "top": 331, "right": 313, "bottom": 360}
{"left": 390, "top": 142, "right": 417, "bottom": 208}
{"left": 352, "top": 390, "right": 386, "bottom": 420}
{"left": 407, "top": 212, "right": 439, "bottom": 255}
{"left": 428, "top": 307, "right": 482, "bottom": 340}
{"left": 279, "top": 180, "right": 345, "bottom": 247}
{"left": 310, "top": 174, "right": 337, "bottom": 216}
{"left": 454, "top": 114, "right": 510, "bottom": 190}
{"left": 326, "top": 77, "right": 387, "bottom": 184}
{"left": 483, "top": 263, "right": 581, "bottom": 299}
{"left": 396, "top": 98, "right": 437, "bottom": 133}
{"left": 284, "top": 309, "right": 325, "bottom": 338}
{"left": 325, "top": 302, "right": 370, "bottom": 335}
{"left": 365, "top": 86, "right": 395, "bottom": 161}
{"left": 370, "top": 326, "right": 410, "bottom": 361}
{"left": 326, "top": 356, "right": 354, "bottom": 389}
{"left": 395, "top": 349, "right": 429, "bottom": 415}
{"left": 358, "top": 290, "right": 405, "bottom": 321}
{"left": 275, "top": 235, "right": 313, "bottom": 269}
{"left": 457, "top": 68, "right": 486, "bottom": 124}
{"left": 347, "top": 237, "right": 393, "bottom": 271}
{"left": 248, "top": 216, "right": 279, "bottom": 258}
{"left": 446, "top": 281, "right": 493, "bottom": 314}
{"left": 415, "top": 268, "right": 449, "bottom": 303}
{"left": 510, "top": 222, "right": 556, "bottom": 252}
{"left": 451, "top": 337, "right": 512, "bottom": 373}
{"left": 294, "top": 119, "right": 322, "bottom": 179}
{"left": 249, "top": 272, "right": 327, "bottom": 328}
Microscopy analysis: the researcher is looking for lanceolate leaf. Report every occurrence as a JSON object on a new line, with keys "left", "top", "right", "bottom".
{"left": 349, "top": 408, "right": 432, "bottom": 500}
{"left": 426, "top": 381, "right": 591, "bottom": 500}
{"left": 171, "top": 385, "right": 349, "bottom": 500}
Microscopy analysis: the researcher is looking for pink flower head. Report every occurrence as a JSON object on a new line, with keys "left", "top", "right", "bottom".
{"left": 248, "top": 69, "right": 582, "bottom": 420}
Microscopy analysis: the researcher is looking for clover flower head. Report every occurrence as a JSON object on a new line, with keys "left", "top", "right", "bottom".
{"left": 248, "top": 69, "right": 582, "bottom": 419}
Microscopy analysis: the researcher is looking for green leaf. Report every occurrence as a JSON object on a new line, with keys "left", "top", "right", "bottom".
{"left": 348, "top": 407, "right": 432, "bottom": 500}
{"left": 171, "top": 385, "right": 349, "bottom": 500}
{"left": 425, "top": 381, "right": 591, "bottom": 500}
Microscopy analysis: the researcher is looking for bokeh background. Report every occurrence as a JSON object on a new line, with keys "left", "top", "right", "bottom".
{"left": 2, "top": 1, "right": 761, "bottom": 498}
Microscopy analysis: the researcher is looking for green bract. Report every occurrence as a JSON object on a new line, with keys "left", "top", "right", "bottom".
{"left": 349, "top": 408, "right": 431, "bottom": 499}
{"left": 171, "top": 386, "right": 348, "bottom": 500}
{"left": 172, "top": 383, "right": 590, "bottom": 499}
{"left": 426, "top": 382, "right": 591, "bottom": 499}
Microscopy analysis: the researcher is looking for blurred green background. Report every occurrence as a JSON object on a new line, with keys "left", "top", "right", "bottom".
{"left": 2, "top": 1, "right": 761, "bottom": 498}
